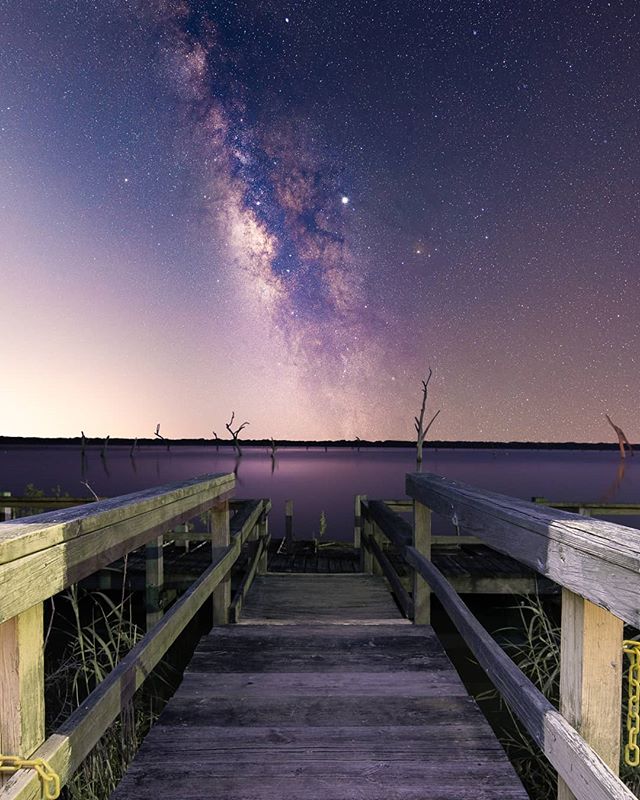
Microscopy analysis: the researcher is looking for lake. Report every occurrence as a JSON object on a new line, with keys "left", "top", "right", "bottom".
{"left": 1, "top": 444, "right": 639, "bottom": 539}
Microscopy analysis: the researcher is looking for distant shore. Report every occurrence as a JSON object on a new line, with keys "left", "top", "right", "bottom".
{"left": 0, "top": 436, "right": 633, "bottom": 451}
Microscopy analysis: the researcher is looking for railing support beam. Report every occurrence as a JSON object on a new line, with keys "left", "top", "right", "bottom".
{"left": 211, "top": 500, "right": 230, "bottom": 625}
{"left": 558, "top": 588, "right": 623, "bottom": 800}
{"left": 412, "top": 500, "right": 431, "bottom": 624}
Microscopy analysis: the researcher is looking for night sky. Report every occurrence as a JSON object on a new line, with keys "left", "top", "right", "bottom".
{"left": 2, "top": 1, "right": 639, "bottom": 442}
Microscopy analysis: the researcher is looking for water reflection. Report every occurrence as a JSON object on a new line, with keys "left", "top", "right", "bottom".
{"left": 2, "top": 445, "right": 640, "bottom": 540}
{"left": 600, "top": 458, "right": 628, "bottom": 503}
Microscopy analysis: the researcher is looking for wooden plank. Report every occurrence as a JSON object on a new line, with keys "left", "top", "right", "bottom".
{"left": 413, "top": 501, "right": 431, "bottom": 624}
{"left": 558, "top": 589, "right": 623, "bottom": 800}
{"left": 211, "top": 501, "right": 230, "bottom": 625}
{"left": 240, "top": 574, "right": 407, "bottom": 625}
{"left": 156, "top": 693, "right": 479, "bottom": 727}
{"left": 404, "top": 545, "right": 635, "bottom": 800}
{"left": 407, "top": 472, "right": 640, "bottom": 625}
{"left": 0, "top": 604, "right": 44, "bottom": 766}
{"left": 0, "top": 539, "right": 241, "bottom": 800}
{"left": 0, "top": 474, "right": 235, "bottom": 623}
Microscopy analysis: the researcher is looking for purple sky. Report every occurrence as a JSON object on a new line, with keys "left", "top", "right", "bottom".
{"left": 2, "top": 1, "right": 639, "bottom": 441}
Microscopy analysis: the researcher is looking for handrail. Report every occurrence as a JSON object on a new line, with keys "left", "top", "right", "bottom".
{"left": 361, "top": 484, "right": 639, "bottom": 800}
{"left": 0, "top": 473, "right": 235, "bottom": 623}
{"left": 407, "top": 472, "right": 640, "bottom": 626}
{"left": 404, "top": 546, "right": 633, "bottom": 800}
{"left": 0, "top": 475, "right": 275, "bottom": 800}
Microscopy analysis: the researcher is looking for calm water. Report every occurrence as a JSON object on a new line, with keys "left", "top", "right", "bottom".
{"left": 1, "top": 445, "right": 638, "bottom": 539}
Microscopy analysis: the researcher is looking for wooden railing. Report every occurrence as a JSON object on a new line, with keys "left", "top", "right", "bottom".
{"left": 0, "top": 473, "right": 271, "bottom": 800}
{"left": 359, "top": 472, "right": 640, "bottom": 800}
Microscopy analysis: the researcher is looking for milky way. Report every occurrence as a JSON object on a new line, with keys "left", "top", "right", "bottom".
{"left": 2, "top": 1, "right": 640, "bottom": 441}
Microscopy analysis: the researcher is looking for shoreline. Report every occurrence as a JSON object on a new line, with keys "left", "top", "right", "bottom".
{"left": 0, "top": 436, "right": 633, "bottom": 451}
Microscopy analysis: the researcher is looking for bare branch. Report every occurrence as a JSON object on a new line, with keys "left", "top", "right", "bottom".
{"left": 226, "top": 412, "right": 250, "bottom": 457}
{"left": 81, "top": 480, "right": 99, "bottom": 502}
{"left": 605, "top": 414, "right": 633, "bottom": 459}
{"left": 423, "top": 409, "right": 441, "bottom": 438}
{"left": 414, "top": 367, "right": 439, "bottom": 464}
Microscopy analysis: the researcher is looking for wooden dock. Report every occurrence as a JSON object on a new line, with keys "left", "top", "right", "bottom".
{"left": 110, "top": 573, "right": 527, "bottom": 799}
{"left": 3, "top": 474, "right": 638, "bottom": 800}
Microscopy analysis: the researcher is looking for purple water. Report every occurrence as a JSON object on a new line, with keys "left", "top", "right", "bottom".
{"left": 1, "top": 445, "right": 638, "bottom": 539}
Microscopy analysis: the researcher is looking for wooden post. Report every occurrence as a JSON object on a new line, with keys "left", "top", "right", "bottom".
{"left": 0, "top": 604, "right": 45, "bottom": 772}
{"left": 211, "top": 501, "right": 230, "bottom": 625}
{"left": 356, "top": 495, "right": 367, "bottom": 571}
{"left": 258, "top": 512, "right": 268, "bottom": 575}
{"left": 371, "top": 523, "right": 384, "bottom": 576}
{"left": 363, "top": 515, "right": 374, "bottom": 574}
{"left": 354, "top": 493, "right": 362, "bottom": 555}
{"left": 413, "top": 500, "right": 431, "bottom": 624}
{"left": 558, "top": 589, "right": 623, "bottom": 800}
{"left": 145, "top": 535, "right": 164, "bottom": 629}
{"left": 558, "top": 500, "right": 623, "bottom": 799}
{"left": 285, "top": 499, "right": 293, "bottom": 549}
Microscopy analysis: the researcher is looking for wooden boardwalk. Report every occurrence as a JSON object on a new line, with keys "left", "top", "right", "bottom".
{"left": 111, "top": 574, "right": 526, "bottom": 799}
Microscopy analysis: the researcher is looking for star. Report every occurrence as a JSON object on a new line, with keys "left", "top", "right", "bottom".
{"left": 341, "top": 196, "right": 349, "bottom": 205}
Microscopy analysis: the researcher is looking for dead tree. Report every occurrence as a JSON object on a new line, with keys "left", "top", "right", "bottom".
{"left": 130, "top": 438, "right": 138, "bottom": 459}
{"left": 355, "top": 436, "right": 361, "bottom": 453}
{"left": 269, "top": 438, "right": 278, "bottom": 458}
{"left": 605, "top": 414, "right": 633, "bottom": 459}
{"left": 80, "top": 430, "right": 86, "bottom": 456}
{"left": 100, "top": 435, "right": 110, "bottom": 460}
{"left": 414, "top": 368, "right": 441, "bottom": 464}
{"left": 154, "top": 423, "right": 170, "bottom": 451}
{"left": 212, "top": 430, "right": 220, "bottom": 452}
{"left": 226, "top": 412, "right": 249, "bottom": 457}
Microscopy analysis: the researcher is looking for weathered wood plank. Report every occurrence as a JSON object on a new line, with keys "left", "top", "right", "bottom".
{"left": 241, "top": 574, "right": 407, "bottom": 625}
{"left": 407, "top": 472, "right": 640, "bottom": 625}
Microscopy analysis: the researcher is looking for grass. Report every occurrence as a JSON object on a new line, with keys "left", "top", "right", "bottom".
{"left": 45, "top": 570, "right": 162, "bottom": 800}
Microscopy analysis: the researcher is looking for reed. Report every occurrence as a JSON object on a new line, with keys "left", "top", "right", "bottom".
{"left": 45, "top": 580, "right": 160, "bottom": 800}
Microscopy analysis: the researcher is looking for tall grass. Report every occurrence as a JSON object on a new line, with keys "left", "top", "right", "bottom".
{"left": 491, "top": 594, "right": 640, "bottom": 800}
{"left": 45, "top": 576, "right": 159, "bottom": 800}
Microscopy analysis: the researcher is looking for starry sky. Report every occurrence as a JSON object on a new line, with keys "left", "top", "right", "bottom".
{"left": 1, "top": 0, "right": 639, "bottom": 442}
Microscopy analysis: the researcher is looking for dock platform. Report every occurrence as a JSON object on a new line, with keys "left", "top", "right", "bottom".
{"left": 111, "top": 574, "right": 527, "bottom": 799}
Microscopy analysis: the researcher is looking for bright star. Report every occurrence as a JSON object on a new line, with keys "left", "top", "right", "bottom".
{"left": 341, "top": 196, "right": 349, "bottom": 205}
